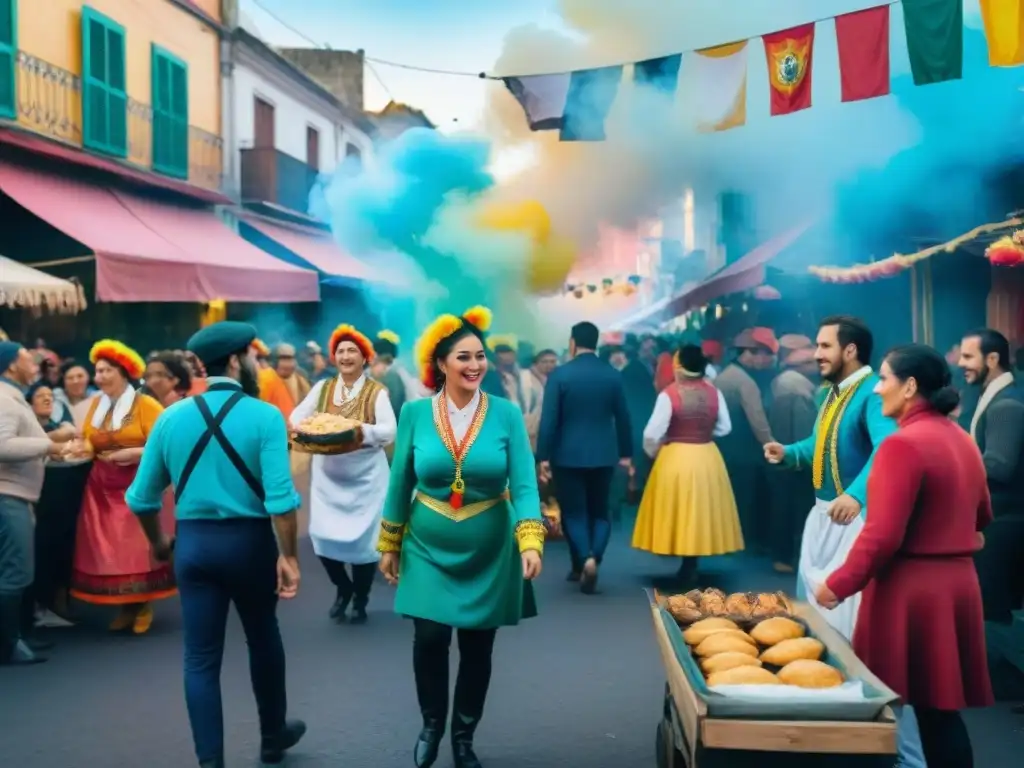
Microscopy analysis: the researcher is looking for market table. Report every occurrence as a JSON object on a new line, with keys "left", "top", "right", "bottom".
{"left": 650, "top": 597, "right": 898, "bottom": 767}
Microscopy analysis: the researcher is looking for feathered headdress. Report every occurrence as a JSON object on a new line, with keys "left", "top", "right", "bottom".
{"left": 328, "top": 323, "right": 375, "bottom": 362}
{"left": 486, "top": 333, "right": 518, "bottom": 352}
{"left": 415, "top": 306, "right": 493, "bottom": 389}
{"left": 377, "top": 330, "right": 400, "bottom": 345}
{"left": 89, "top": 339, "right": 145, "bottom": 380}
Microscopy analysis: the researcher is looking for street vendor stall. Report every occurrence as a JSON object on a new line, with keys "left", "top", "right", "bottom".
{"left": 648, "top": 589, "right": 898, "bottom": 767}
{"left": 0, "top": 254, "right": 87, "bottom": 314}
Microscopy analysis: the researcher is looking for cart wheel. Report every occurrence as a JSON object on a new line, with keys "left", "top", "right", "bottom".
{"left": 655, "top": 721, "right": 668, "bottom": 768}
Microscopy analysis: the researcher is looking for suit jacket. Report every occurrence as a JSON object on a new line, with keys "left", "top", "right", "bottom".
{"left": 537, "top": 353, "right": 632, "bottom": 468}
{"left": 972, "top": 382, "right": 1024, "bottom": 517}
{"left": 620, "top": 358, "right": 657, "bottom": 462}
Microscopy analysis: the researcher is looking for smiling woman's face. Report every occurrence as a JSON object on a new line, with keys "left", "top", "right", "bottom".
{"left": 439, "top": 334, "right": 487, "bottom": 393}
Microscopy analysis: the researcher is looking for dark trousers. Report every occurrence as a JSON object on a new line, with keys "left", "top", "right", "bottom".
{"left": 552, "top": 465, "right": 615, "bottom": 569}
{"left": 0, "top": 495, "right": 34, "bottom": 661}
{"left": 769, "top": 467, "right": 814, "bottom": 567}
{"left": 974, "top": 516, "right": 1024, "bottom": 623}
{"left": 727, "top": 460, "right": 771, "bottom": 554}
{"left": 413, "top": 618, "right": 497, "bottom": 742}
{"left": 318, "top": 556, "right": 375, "bottom": 609}
{"left": 915, "top": 708, "right": 973, "bottom": 768}
{"left": 175, "top": 519, "right": 288, "bottom": 764}
{"left": 30, "top": 464, "right": 88, "bottom": 610}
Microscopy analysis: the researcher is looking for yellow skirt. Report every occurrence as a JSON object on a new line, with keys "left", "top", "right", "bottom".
{"left": 632, "top": 442, "right": 744, "bottom": 557}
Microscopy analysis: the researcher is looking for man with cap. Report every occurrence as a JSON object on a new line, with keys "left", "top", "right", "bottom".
{"left": 714, "top": 328, "right": 778, "bottom": 552}
{"left": 274, "top": 342, "right": 311, "bottom": 407}
{"left": 125, "top": 322, "right": 305, "bottom": 768}
{"left": 767, "top": 337, "right": 819, "bottom": 574}
{"left": 0, "top": 341, "right": 73, "bottom": 665}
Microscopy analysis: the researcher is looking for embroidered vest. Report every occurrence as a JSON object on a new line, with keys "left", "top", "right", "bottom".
{"left": 315, "top": 377, "right": 383, "bottom": 425}
{"left": 664, "top": 379, "right": 719, "bottom": 445}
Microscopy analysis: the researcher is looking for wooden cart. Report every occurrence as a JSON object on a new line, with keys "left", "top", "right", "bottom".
{"left": 650, "top": 600, "right": 899, "bottom": 767}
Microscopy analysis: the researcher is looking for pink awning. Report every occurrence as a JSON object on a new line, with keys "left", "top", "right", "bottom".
{"left": 0, "top": 161, "right": 319, "bottom": 303}
{"left": 616, "top": 223, "right": 811, "bottom": 330}
{"left": 240, "top": 213, "right": 400, "bottom": 287}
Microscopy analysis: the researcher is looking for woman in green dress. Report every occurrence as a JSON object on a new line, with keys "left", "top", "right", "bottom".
{"left": 377, "top": 305, "right": 546, "bottom": 768}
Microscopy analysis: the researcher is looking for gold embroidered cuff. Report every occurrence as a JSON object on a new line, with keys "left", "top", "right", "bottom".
{"left": 515, "top": 519, "right": 546, "bottom": 555}
{"left": 377, "top": 521, "right": 405, "bottom": 553}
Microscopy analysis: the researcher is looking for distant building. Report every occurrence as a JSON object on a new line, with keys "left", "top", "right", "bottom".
{"left": 369, "top": 101, "right": 436, "bottom": 142}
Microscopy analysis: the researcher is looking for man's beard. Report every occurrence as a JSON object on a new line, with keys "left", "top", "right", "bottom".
{"left": 239, "top": 362, "right": 259, "bottom": 397}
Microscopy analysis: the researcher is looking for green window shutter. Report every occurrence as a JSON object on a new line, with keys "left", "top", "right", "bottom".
{"left": 81, "top": 7, "right": 126, "bottom": 158}
{"left": 151, "top": 46, "right": 188, "bottom": 179}
{"left": 0, "top": 0, "right": 16, "bottom": 120}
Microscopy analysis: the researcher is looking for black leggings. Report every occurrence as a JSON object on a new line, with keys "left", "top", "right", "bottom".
{"left": 412, "top": 618, "right": 497, "bottom": 736}
{"left": 915, "top": 708, "right": 973, "bottom": 768}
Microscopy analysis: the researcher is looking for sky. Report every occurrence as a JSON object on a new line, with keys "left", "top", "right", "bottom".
{"left": 242, "top": 0, "right": 986, "bottom": 131}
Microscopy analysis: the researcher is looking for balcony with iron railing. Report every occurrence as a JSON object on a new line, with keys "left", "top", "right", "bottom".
{"left": 239, "top": 146, "right": 322, "bottom": 214}
{"left": 7, "top": 51, "right": 223, "bottom": 192}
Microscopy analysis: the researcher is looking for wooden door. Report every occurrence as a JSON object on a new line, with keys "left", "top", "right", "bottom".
{"left": 306, "top": 126, "right": 319, "bottom": 170}
{"left": 254, "top": 97, "right": 275, "bottom": 148}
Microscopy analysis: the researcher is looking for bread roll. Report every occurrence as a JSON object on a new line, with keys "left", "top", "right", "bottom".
{"left": 778, "top": 659, "right": 845, "bottom": 689}
{"left": 760, "top": 637, "right": 825, "bottom": 666}
{"left": 700, "top": 588, "right": 727, "bottom": 615}
{"left": 706, "top": 666, "right": 781, "bottom": 687}
{"left": 666, "top": 594, "right": 702, "bottom": 624}
{"left": 724, "top": 592, "right": 755, "bottom": 618}
{"left": 750, "top": 617, "right": 806, "bottom": 646}
{"left": 700, "top": 652, "right": 763, "bottom": 675}
{"left": 682, "top": 617, "right": 738, "bottom": 645}
{"left": 694, "top": 632, "right": 760, "bottom": 658}
{"left": 689, "top": 616, "right": 739, "bottom": 631}
{"left": 683, "top": 624, "right": 750, "bottom": 647}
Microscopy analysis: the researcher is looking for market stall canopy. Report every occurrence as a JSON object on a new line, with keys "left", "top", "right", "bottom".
{"left": 0, "top": 255, "right": 86, "bottom": 313}
{"left": 238, "top": 213, "right": 407, "bottom": 289}
{"left": 0, "top": 161, "right": 320, "bottom": 303}
{"left": 612, "top": 223, "right": 811, "bottom": 331}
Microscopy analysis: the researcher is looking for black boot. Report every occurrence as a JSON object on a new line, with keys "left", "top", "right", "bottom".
{"left": 328, "top": 586, "right": 352, "bottom": 622}
{"left": 412, "top": 623, "right": 451, "bottom": 767}
{"left": 451, "top": 712, "right": 483, "bottom": 768}
{"left": 350, "top": 563, "right": 375, "bottom": 625}
{"left": 0, "top": 593, "right": 46, "bottom": 666}
{"left": 450, "top": 629, "right": 496, "bottom": 768}
{"left": 259, "top": 719, "right": 306, "bottom": 764}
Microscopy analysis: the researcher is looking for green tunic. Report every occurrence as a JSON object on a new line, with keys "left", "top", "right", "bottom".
{"left": 379, "top": 393, "right": 544, "bottom": 629}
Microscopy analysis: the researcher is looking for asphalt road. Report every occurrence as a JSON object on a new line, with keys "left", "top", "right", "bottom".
{"left": 2, "top": 530, "right": 1022, "bottom": 768}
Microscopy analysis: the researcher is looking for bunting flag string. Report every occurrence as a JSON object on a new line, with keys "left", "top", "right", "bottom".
{"left": 498, "top": 0, "right": 1010, "bottom": 142}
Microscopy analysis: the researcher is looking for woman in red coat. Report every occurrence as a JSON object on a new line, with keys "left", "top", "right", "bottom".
{"left": 815, "top": 343, "right": 992, "bottom": 768}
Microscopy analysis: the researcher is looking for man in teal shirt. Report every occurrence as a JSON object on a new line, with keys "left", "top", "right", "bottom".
{"left": 126, "top": 321, "right": 305, "bottom": 768}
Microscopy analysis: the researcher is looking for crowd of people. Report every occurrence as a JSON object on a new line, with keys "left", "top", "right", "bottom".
{"left": 0, "top": 310, "right": 1021, "bottom": 768}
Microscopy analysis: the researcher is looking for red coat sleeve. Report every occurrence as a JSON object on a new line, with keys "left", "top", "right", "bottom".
{"left": 827, "top": 436, "right": 921, "bottom": 601}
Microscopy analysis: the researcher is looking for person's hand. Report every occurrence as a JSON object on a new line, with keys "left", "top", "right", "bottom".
{"left": 521, "top": 549, "right": 542, "bottom": 580}
{"left": 764, "top": 442, "right": 786, "bottom": 464}
{"left": 102, "top": 448, "right": 141, "bottom": 466}
{"left": 618, "top": 457, "right": 633, "bottom": 471}
{"left": 152, "top": 534, "right": 174, "bottom": 563}
{"left": 49, "top": 423, "right": 77, "bottom": 443}
{"left": 814, "top": 582, "right": 840, "bottom": 610}
{"left": 537, "top": 461, "right": 551, "bottom": 483}
{"left": 46, "top": 441, "right": 69, "bottom": 460}
{"left": 379, "top": 552, "right": 400, "bottom": 585}
{"left": 827, "top": 494, "right": 861, "bottom": 525}
{"left": 276, "top": 556, "right": 300, "bottom": 598}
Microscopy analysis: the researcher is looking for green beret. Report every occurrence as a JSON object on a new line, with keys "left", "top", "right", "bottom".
{"left": 187, "top": 321, "right": 257, "bottom": 365}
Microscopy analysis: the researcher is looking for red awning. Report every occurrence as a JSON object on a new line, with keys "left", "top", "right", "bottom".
{"left": 615, "top": 223, "right": 811, "bottom": 330}
{"left": 240, "top": 213, "right": 402, "bottom": 287}
{"left": 0, "top": 161, "right": 319, "bottom": 303}
{"left": 0, "top": 126, "right": 231, "bottom": 205}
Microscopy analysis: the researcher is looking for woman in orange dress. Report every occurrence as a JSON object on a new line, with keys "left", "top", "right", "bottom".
{"left": 70, "top": 340, "right": 176, "bottom": 634}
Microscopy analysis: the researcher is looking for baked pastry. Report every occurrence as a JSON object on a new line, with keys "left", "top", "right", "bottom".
{"left": 700, "top": 588, "right": 727, "bottom": 615}
{"left": 694, "top": 632, "right": 760, "bottom": 659}
{"left": 682, "top": 620, "right": 742, "bottom": 646}
{"left": 778, "top": 659, "right": 845, "bottom": 689}
{"left": 750, "top": 617, "right": 806, "bottom": 646}
{"left": 760, "top": 637, "right": 825, "bottom": 666}
{"left": 666, "top": 594, "right": 702, "bottom": 624}
{"left": 724, "top": 592, "right": 755, "bottom": 618}
{"left": 701, "top": 652, "right": 763, "bottom": 675}
{"left": 706, "top": 666, "right": 781, "bottom": 687}
{"left": 751, "top": 592, "right": 787, "bottom": 617}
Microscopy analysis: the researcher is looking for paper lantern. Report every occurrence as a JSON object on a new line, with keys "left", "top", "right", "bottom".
{"left": 985, "top": 234, "right": 1024, "bottom": 267}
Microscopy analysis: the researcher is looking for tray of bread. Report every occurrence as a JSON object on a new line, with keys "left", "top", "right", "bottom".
{"left": 291, "top": 413, "right": 363, "bottom": 455}
{"left": 651, "top": 589, "right": 897, "bottom": 721}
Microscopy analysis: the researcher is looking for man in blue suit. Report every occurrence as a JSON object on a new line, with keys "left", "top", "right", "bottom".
{"left": 537, "top": 322, "right": 632, "bottom": 594}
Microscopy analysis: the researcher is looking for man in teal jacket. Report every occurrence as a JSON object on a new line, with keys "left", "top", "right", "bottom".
{"left": 126, "top": 321, "right": 306, "bottom": 768}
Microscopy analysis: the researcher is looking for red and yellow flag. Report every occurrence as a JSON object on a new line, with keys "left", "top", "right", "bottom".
{"left": 763, "top": 23, "right": 815, "bottom": 116}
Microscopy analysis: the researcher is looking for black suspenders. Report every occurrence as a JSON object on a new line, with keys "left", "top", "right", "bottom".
{"left": 174, "top": 383, "right": 266, "bottom": 504}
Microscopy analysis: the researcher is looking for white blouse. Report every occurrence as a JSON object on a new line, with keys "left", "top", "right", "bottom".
{"left": 438, "top": 389, "right": 481, "bottom": 444}
{"left": 642, "top": 387, "right": 732, "bottom": 458}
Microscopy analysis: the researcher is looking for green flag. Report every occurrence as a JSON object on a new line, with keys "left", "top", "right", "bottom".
{"left": 903, "top": 0, "right": 963, "bottom": 85}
